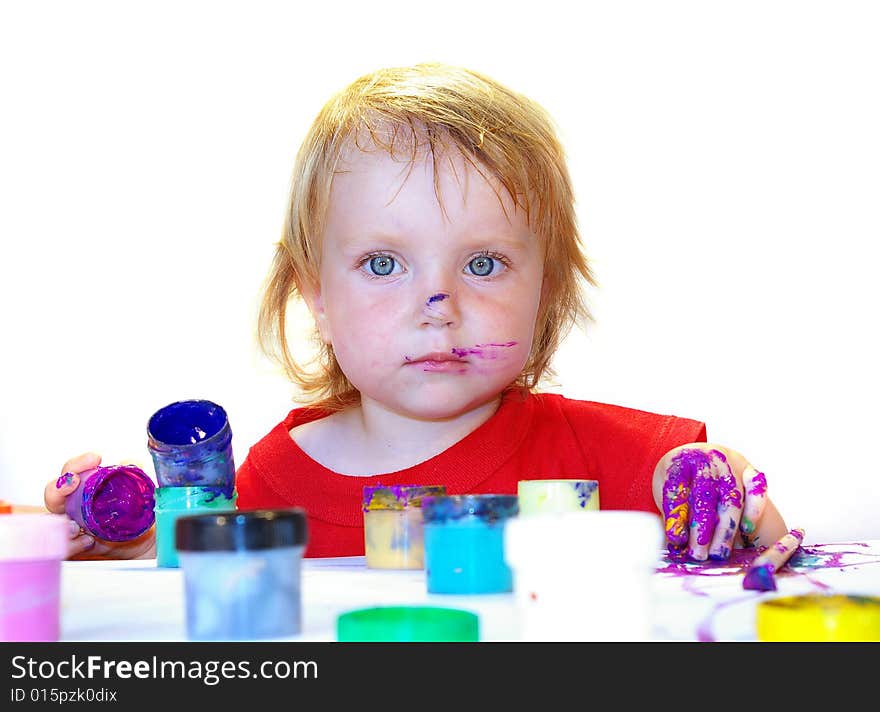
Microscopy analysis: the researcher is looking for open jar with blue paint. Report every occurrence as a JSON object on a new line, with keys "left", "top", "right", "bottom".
{"left": 147, "top": 399, "right": 238, "bottom": 567}
{"left": 422, "top": 494, "right": 519, "bottom": 594}
{"left": 175, "top": 508, "right": 308, "bottom": 640}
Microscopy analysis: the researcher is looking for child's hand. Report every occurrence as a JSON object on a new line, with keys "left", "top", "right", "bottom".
{"left": 652, "top": 443, "right": 787, "bottom": 561}
{"left": 44, "top": 452, "right": 156, "bottom": 561}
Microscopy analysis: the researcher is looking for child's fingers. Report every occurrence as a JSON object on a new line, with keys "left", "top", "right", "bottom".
{"left": 60, "top": 452, "right": 102, "bottom": 477}
{"left": 740, "top": 463, "right": 768, "bottom": 543}
{"left": 707, "top": 460, "right": 744, "bottom": 560}
{"left": 686, "top": 467, "right": 719, "bottom": 561}
{"left": 45, "top": 452, "right": 102, "bottom": 513}
{"left": 660, "top": 452, "right": 692, "bottom": 548}
{"left": 45, "top": 474, "right": 79, "bottom": 513}
{"left": 67, "top": 534, "right": 96, "bottom": 558}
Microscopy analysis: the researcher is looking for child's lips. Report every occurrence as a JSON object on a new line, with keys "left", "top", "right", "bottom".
{"left": 414, "top": 359, "right": 469, "bottom": 372}
{"left": 404, "top": 352, "right": 469, "bottom": 371}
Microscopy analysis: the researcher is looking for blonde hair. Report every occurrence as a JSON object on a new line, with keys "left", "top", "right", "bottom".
{"left": 258, "top": 63, "right": 595, "bottom": 410}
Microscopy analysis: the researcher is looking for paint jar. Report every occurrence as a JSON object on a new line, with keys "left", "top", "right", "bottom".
{"left": 422, "top": 494, "right": 519, "bottom": 594}
{"left": 362, "top": 484, "right": 446, "bottom": 569}
{"left": 147, "top": 399, "right": 235, "bottom": 494}
{"left": 337, "top": 606, "right": 479, "bottom": 642}
{"left": 176, "top": 508, "right": 308, "bottom": 640}
{"left": 0, "top": 514, "right": 69, "bottom": 641}
{"left": 154, "top": 486, "right": 237, "bottom": 568}
{"left": 504, "top": 511, "right": 663, "bottom": 641}
{"left": 64, "top": 465, "right": 156, "bottom": 542}
{"left": 517, "top": 478, "right": 600, "bottom": 515}
{"left": 756, "top": 594, "right": 880, "bottom": 642}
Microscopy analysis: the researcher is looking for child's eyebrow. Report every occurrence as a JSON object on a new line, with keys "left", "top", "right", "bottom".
{"left": 336, "top": 229, "right": 535, "bottom": 251}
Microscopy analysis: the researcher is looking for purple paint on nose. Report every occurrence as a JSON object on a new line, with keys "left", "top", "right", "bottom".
{"left": 427, "top": 293, "right": 448, "bottom": 304}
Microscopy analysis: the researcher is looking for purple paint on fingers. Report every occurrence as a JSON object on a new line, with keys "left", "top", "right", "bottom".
{"left": 747, "top": 470, "right": 767, "bottom": 497}
{"left": 742, "top": 563, "right": 777, "bottom": 591}
{"left": 689, "top": 471, "right": 720, "bottom": 549}
{"left": 56, "top": 473, "right": 76, "bottom": 489}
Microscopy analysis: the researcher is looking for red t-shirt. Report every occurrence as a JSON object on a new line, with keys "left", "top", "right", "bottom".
{"left": 235, "top": 390, "right": 707, "bottom": 557}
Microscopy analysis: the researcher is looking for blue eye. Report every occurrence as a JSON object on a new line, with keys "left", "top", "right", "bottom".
{"left": 467, "top": 255, "right": 495, "bottom": 277}
{"left": 367, "top": 255, "right": 396, "bottom": 276}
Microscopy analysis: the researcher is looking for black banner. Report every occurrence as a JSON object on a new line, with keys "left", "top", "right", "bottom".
{"left": 0, "top": 642, "right": 867, "bottom": 706}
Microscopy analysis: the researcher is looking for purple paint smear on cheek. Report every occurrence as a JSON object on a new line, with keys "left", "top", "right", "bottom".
{"left": 450, "top": 341, "right": 517, "bottom": 359}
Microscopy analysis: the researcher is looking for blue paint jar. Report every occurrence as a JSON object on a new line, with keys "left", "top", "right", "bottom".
{"left": 154, "top": 486, "right": 237, "bottom": 568}
{"left": 147, "top": 399, "right": 235, "bottom": 495}
{"left": 176, "top": 508, "right": 308, "bottom": 640}
{"left": 422, "top": 494, "right": 519, "bottom": 594}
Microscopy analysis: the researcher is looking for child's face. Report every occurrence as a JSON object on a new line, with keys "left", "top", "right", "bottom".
{"left": 311, "top": 142, "right": 544, "bottom": 420}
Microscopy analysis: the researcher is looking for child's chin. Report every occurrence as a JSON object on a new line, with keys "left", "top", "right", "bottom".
{"left": 392, "top": 391, "right": 503, "bottom": 422}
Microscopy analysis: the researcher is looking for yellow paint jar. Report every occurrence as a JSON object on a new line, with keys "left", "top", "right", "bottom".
{"left": 362, "top": 485, "right": 445, "bottom": 569}
{"left": 756, "top": 594, "right": 880, "bottom": 641}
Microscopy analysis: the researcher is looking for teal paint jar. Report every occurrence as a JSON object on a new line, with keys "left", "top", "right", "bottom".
{"left": 154, "top": 486, "right": 237, "bottom": 567}
{"left": 422, "top": 494, "right": 519, "bottom": 594}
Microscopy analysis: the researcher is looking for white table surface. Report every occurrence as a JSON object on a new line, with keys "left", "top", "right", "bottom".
{"left": 59, "top": 541, "right": 880, "bottom": 642}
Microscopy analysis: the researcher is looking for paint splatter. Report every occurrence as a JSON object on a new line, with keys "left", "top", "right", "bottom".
{"left": 56, "top": 473, "right": 76, "bottom": 489}
{"left": 450, "top": 341, "right": 517, "bottom": 359}
{"left": 427, "top": 293, "right": 448, "bottom": 304}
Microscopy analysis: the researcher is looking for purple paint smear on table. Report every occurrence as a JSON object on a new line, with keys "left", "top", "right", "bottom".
{"left": 685, "top": 543, "right": 880, "bottom": 641}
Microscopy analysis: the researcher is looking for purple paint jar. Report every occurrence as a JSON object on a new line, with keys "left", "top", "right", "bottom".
{"left": 64, "top": 465, "right": 156, "bottom": 542}
{"left": 147, "top": 399, "right": 235, "bottom": 495}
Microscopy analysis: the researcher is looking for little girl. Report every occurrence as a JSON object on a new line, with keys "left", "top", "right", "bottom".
{"left": 45, "top": 63, "right": 787, "bottom": 559}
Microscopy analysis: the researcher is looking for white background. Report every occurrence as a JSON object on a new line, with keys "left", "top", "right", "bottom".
{"left": 1, "top": 1, "right": 877, "bottom": 544}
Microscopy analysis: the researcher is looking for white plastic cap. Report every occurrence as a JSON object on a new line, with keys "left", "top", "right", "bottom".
{"left": 0, "top": 513, "right": 69, "bottom": 561}
{"left": 504, "top": 510, "right": 664, "bottom": 568}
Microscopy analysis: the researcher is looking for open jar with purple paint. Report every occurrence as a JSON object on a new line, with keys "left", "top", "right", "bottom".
{"left": 64, "top": 465, "right": 156, "bottom": 542}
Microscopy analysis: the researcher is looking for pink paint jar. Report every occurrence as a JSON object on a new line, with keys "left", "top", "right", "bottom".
{"left": 0, "top": 514, "right": 69, "bottom": 641}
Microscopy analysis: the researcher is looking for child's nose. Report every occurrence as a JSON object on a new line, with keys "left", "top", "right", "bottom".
{"left": 420, "top": 291, "right": 459, "bottom": 328}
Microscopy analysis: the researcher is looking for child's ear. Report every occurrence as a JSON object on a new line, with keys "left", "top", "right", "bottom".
{"left": 301, "top": 281, "right": 332, "bottom": 345}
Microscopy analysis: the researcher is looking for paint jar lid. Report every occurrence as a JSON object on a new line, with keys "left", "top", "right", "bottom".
{"left": 337, "top": 606, "right": 479, "bottom": 642}
{"left": 362, "top": 485, "right": 446, "bottom": 511}
{"left": 0, "top": 513, "right": 69, "bottom": 561}
{"left": 175, "top": 508, "right": 307, "bottom": 552}
{"left": 505, "top": 511, "right": 663, "bottom": 567}
{"left": 421, "top": 494, "right": 519, "bottom": 524}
